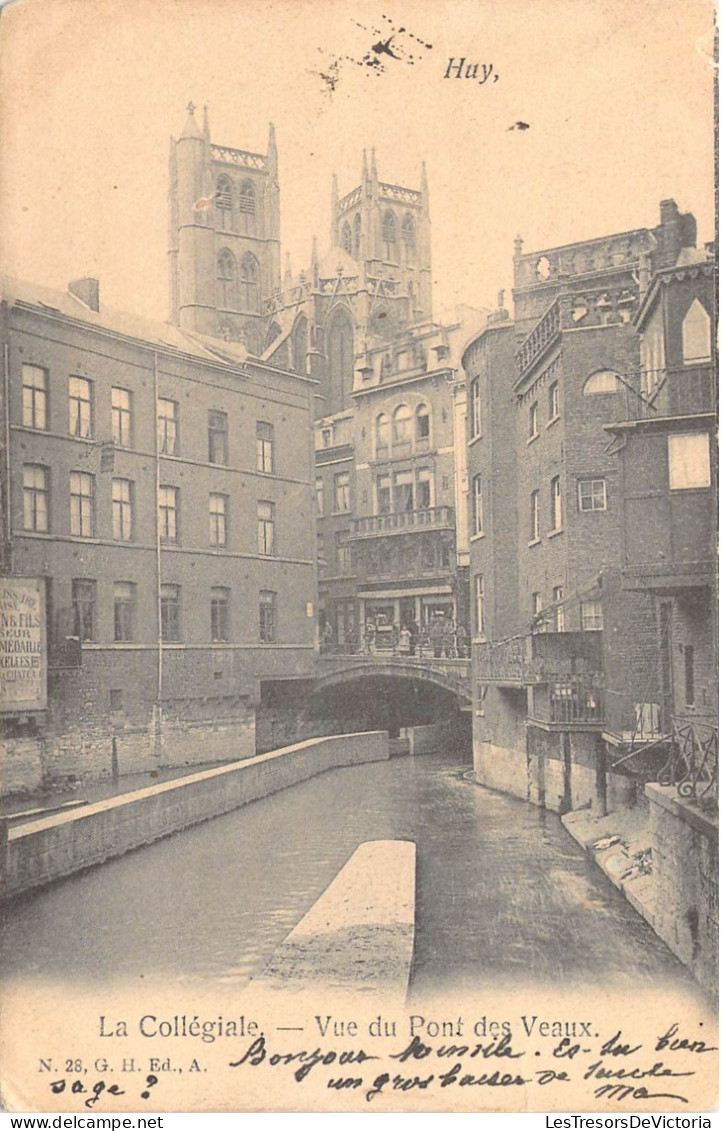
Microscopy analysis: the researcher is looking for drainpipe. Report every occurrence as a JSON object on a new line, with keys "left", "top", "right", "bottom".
{"left": 153, "top": 351, "right": 163, "bottom": 755}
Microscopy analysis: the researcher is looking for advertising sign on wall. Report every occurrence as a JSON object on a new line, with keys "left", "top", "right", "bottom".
{"left": 0, "top": 577, "right": 47, "bottom": 712}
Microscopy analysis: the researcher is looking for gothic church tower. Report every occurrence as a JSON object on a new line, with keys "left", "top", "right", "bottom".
{"left": 168, "top": 104, "right": 280, "bottom": 351}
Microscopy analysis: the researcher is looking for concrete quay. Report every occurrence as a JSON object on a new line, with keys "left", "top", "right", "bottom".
{"left": 253, "top": 839, "right": 416, "bottom": 1000}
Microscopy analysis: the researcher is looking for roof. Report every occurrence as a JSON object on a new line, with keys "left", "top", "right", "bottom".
{"left": 1, "top": 275, "right": 243, "bottom": 366}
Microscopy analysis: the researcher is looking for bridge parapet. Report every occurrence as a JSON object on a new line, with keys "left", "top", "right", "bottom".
{"left": 314, "top": 653, "right": 472, "bottom": 701}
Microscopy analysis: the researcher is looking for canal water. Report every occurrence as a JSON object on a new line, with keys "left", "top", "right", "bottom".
{"left": 0, "top": 751, "right": 696, "bottom": 998}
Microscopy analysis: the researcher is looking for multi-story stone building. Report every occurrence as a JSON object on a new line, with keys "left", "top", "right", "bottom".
{"left": 0, "top": 274, "right": 317, "bottom": 794}
{"left": 464, "top": 200, "right": 714, "bottom": 815}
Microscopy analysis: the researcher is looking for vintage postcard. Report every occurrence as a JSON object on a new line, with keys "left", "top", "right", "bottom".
{"left": 0, "top": 0, "right": 717, "bottom": 1115}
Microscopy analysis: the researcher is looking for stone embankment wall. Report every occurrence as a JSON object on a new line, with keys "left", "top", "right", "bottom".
{"left": 2, "top": 732, "right": 389, "bottom": 900}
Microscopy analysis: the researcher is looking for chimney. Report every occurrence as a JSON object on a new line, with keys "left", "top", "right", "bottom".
{"left": 69, "top": 277, "right": 100, "bottom": 312}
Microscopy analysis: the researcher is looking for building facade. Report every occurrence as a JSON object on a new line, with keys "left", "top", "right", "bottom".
{"left": 465, "top": 200, "right": 716, "bottom": 815}
{"left": 1, "top": 275, "right": 317, "bottom": 794}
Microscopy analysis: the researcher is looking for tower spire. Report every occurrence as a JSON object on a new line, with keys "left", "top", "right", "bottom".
{"left": 202, "top": 105, "right": 210, "bottom": 142}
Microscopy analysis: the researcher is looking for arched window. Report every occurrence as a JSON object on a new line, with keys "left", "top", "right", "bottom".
{"left": 392, "top": 404, "right": 411, "bottom": 446}
{"left": 416, "top": 403, "right": 430, "bottom": 446}
{"left": 402, "top": 213, "right": 416, "bottom": 261}
{"left": 239, "top": 253, "right": 260, "bottom": 311}
{"left": 264, "top": 321, "right": 282, "bottom": 349}
{"left": 353, "top": 213, "right": 361, "bottom": 258}
{"left": 682, "top": 298, "right": 711, "bottom": 363}
{"left": 291, "top": 315, "right": 308, "bottom": 373}
{"left": 217, "top": 248, "right": 236, "bottom": 309}
{"left": 238, "top": 180, "right": 256, "bottom": 234}
{"left": 341, "top": 221, "right": 352, "bottom": 255}
{"left": 382, "top": 210, "right": 397, "bottom": 262}
{"left": 326, "top": 307, "right": 354, "bottom": 413}
{"left": 583, "top": 369, "right": 620, "bottom": 396}
{"left": 375, "top": 412, "right": 390, "bottom": 456}
{"left": 215, "top": 175, "right": 233, "bottom": 229}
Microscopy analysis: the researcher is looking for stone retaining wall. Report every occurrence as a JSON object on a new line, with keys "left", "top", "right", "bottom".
{"left": 1, "top": 732, "right": 389, "bottom": 900}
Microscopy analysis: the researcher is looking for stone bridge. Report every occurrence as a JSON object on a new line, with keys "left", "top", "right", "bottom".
{"left": 314, "top": 652, "right": 472, "bottom": 704}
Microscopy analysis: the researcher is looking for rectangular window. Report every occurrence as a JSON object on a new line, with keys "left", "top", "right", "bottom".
{"left": 472, "top": 474, "right": 484, "bottom": 535}
{"left": 256, "top": 421, "right": 274, "bottom": 473}
{"left": 257, "top": 501, "right": 275, "bottom": 555}
{"left": 474, "top": 573, "right": 485, "bottom": 636}
{"left": 550, "top": 476, "right": 562, "bottom": 530}
{"left": 531, "top": 591, "right": 543, "bottom": 632}
{"left": 160, "top": 584, "right": 181, "bottom": 642}
{"left": 393, "top": 470, "right": 414, "bottom": 514}
{"left": 113, "top": 581, "right": 136, "bottom": 642}
{"left": 530, "top": 490, "right": 540, "bottom": 541}
{"left": 529, "top": 401, "right": 539, "bottom": 440}
{"left": 549, "top": 381, "right": 560, "bottom": 421}
{"left": 376, "top": 474, "right": 391, "bottom": 515}
{"left": 23, "top": 464, "right": 49, "bottom": 532}
{"left": 208, "top": 410, "right": 229, "bottom": 465}
{"left": 321, "top": 427, "right": 332, "bottom": 448}
{"left": 333, "top": 471, "right": 351, "bottom": 512}
{"left": 22, "top": 364, "right": 48, "bottom": 429}
{"left": 416, "top": 468, "right": 432, "bottom": 510}
{"left": 158, "top": 485, "right": 179, "bottom": 542}
{"left": 210, "top": 587, "right": 230, "bottom": 643}
{"left": 112, "top": 478, "right": 133, "bottom": 540}
{"left": 259, "top": 590, "right": 276, "bottom": 643}
{"left": 578, "top": 478, "right": 607, "bottom": 512}
{"left": 552, "top": 585, "right": 565, "bottom": 632}
{"left": 157, "top": 398, "right": 178, "bottom": 455}
{"left": 336, "top": 531, "right": 352, "bottom": 575}
{"left": 68, "top": 376, "right": 93, "bottom": 438}
{"left": 668, "top": 432, "right": 711, "bottom": 490}
{"left": 315, "top": 477, "right": 324, "bottom": 516}
{"left": 581, "top": 599, "right": 604, "bottom": 632}
{"left": 70, "top": 471, "right": 94, "bottom": 537}
{"left": 470, "top": 378, "right": 482, "bottom": 438}
{"left": 111, "top": 387, "right": 133, "bottom": 447}
{"left": 209, "top": 493, "right": 228, "bottom": 546}
{"left": 71, "top": 578, "right": 96, "bottom": 642}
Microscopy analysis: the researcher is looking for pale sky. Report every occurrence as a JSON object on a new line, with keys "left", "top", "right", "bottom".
{"left": 1, "top": 0, "right": 716, "bottom": 323}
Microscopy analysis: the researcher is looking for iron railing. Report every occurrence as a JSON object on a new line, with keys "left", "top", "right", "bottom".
{"left": 350, "top": 506, "right": 455, "bottom": 537}
{"left": 658, "top": 716, "right": 718, "bottom": 806}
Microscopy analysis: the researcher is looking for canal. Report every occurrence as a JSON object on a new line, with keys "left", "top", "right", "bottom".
{"left": 0, "top": 750, "right": 696, "bottom": 1000}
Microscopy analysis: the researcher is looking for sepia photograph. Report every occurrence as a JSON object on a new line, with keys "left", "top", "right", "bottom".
{"left": 0, "top": 0, "right": 717, "bottom": 1114}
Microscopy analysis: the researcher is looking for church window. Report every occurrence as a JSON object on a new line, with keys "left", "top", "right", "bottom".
{"left": 239, "top": 253, "right": 260, "bottom": 311}
{"left": 402, "top": 213, "right": 416, "bottom": 260}
{"left": 238, "top": 180, "right": 256, "bottom": 233}
{"left": 217, "top": 249, "right": 236, "bottom": 309}
{"left": 382, "top": 210, "right": 397, "bottom": 262}
{"left": 291, "top": 315, "right": 308, "bottom": 373}
{"left": 215, "top": 175, "right": 233, "bottom": 229}
{"left": 353, "top": 213, "right": 361, "bottom": 258}
{"left": 341, "top": 221, "right": 352, "bottom": 255}
{"left": 326, "top": 308, "right": 354, "bottom": 414}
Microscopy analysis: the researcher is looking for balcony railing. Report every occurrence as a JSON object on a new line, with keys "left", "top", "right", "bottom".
{"left": 658, "top": 716, "right": 718, "bottom": 807}
{"left": 515, "top": 299, "right": 561, "bottom": 378}
{"left": 617, "top": 365, "right": 716, "bottom": 422}
{"left": 350, "top": 506, "right": 455, "bottom": 538}
{"left": 549, "top": 677, "right": 603, "bottom": 724}
{"left": 477, "top": 631, "right": 603, "bottom": 685}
